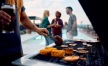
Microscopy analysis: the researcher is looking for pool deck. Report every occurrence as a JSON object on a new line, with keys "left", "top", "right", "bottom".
{"left": 21, "top": 29, "right": 97, "bottom": 55}
{"left": 21, "top": 32, "right": 39, "bottom": 42}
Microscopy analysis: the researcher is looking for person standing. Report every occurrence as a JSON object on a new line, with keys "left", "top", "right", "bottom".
{"left": 0, "top": 0, "right": 48, "bottom": 65}
{"left": 65, "top": 6, "right": 78, "bottom": 40}
{"left": 51, "top": 11, "right": 63, "bottom": 38}
{"left": 41, "top": 10, "right": 54, "bottom": 46}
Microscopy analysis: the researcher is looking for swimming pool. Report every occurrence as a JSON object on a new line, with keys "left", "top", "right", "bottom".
{"left": 22, "top": 29, "right": 96, "bottom": 45}
{"left": 21, "top": 29, "right": 97, "bottom": 54}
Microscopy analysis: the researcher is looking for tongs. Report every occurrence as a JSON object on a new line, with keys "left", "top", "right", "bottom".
{"left": 47, "top": 34, "right": 58, "bottom": 43}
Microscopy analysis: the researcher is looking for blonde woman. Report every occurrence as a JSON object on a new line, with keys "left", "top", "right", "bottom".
{"left": 41, "top": 10, "right": 54, "bottom": 46}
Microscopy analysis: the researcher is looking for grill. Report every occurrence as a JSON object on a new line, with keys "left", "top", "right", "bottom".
{"left": 30, "top": 41, "right": 105, "bottom": 66}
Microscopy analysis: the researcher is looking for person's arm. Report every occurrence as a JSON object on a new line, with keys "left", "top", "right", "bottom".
{"left": 56, "top": 24, "right": 62, "bottom": 27}
{"left": 43, "top": 18, "right": 54, "bottom": 28}
{"left": 51, "top": 19, "right": 56, "bottom": 28}
{"left": 51, "top": 19, "right": 62, "bottom": 28}
{"left": 20, "top": 11, "right": 48, "bottom": 36}
{"left": 47, "top": 20, "right": 54, "bottom": 28}
{"left": 47, "top": 24, "right": 54, "bottom": 28}
{"left": 56, "top": 19, "right": 63, "bottom": 28}
{"left": 65, "top": 22, "right": 68, "bottom": 25}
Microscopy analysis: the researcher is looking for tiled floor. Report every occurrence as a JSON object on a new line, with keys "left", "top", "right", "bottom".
{"left": 21, "top": 29, "right": 97, "bottom": 54}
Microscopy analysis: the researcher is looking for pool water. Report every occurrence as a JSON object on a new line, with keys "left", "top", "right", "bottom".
{"left": 22, "top": 29, "right": 96, "bottom": 45}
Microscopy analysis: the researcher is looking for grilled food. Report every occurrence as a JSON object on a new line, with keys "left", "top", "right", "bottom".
{"left": 77, "top": 47, "right": 85, "bottom": 50}
{"left": 51, "top": 50, "right": 65, "bottom": 58}
{"left": 40, "top": 49, "right": 52, "bottom": 55}
{"left": 40, "top": 47, "right": 57, "bottom": 55}
{"left": 54, "top": 35, "right": 63, "bottom": 46}
{"left": 86, "top": 44, "right": 92, "bottom": 47}
{"left": 63, "top": 56, "right": 80, "bottom": 62}
{"left": 63, "top": 55, "right": 87, "bottom": 62}
{"left": 61, "top": 45, "right": 68, "bottom": 48}
{"left": 69, "top": 43, "right": 77, "bottom": 46}
{"left": 82, "top": 43, "right": 88, "bottom": 45}
{"left": 76, "top": 50, "right": 89, "bottom": 54}
{"left": 63, "top": 48, "right": 73, "bottom": 55}
{"left": 45, "top": 47, "right": 57, "bottom": 50}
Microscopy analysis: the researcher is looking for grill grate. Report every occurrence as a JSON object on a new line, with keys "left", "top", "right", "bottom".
{"left": 30, "top": 41, "right": 104, "bottom": 66}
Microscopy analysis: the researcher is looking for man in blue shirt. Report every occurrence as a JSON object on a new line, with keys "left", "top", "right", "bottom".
{"left": 65, "top": 6, "right": 78, "bottom": 40}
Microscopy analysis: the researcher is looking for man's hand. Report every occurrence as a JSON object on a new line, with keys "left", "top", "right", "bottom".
{"left": 37, "top": 28, "right": 49, "bottom": 36}
{"left": 54, "top": 22, "right": 56, "bottom": 25}
{"left": 0, "top": 10, "right": 11, "bottom": 25}
{"left": 56, "top": 24, "right": 61, "bottom": 28}
{"left": 52, "top": 23, "right": 56, "bottom": 26}
{"left": 65, "top": 22, "right": 68, "bottom": 25}
{"left": 52, "top": 22, "right": 57, "bottom": 27}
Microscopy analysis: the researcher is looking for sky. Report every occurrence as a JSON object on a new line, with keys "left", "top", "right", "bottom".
{"left": 23, "top": 0, "right": 92, "bottom": 25}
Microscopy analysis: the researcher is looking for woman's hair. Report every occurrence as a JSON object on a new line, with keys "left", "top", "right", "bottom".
{"left": 43, "top": 10, "right": 49, "bottom": 18}
{"left": 56, "top": 11, "right": 61, "bottom": 18}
